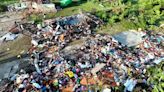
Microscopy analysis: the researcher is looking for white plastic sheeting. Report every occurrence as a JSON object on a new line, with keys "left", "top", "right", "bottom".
{"left": 0, "top": 32, "right": 18, "bottom": 41}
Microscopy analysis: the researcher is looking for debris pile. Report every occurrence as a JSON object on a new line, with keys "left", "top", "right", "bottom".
{"left": 7, "top": 1, "right": 57, "bottom": 13}
{"left": 30, "top": 13, "right": 103, "bottom": 49}
{"left": 0, "top": 13, "right": 163, "bottom": 92}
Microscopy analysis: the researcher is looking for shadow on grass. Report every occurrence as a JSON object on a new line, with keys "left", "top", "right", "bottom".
{"left": 0, "top": 53, "right": 29, "bottom": 64}
{"left": 0, "top": 52, "right": 10, "bottom": 58}
{"left": 0, "top": 51, "right": 6, "bottom": 55}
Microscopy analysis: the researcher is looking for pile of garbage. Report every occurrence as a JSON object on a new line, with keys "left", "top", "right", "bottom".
{"left": 0, "top": 13, "right": 163, "bottom": 92}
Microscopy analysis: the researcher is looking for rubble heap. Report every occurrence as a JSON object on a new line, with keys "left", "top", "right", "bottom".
{"left": 30, "top": 13, "right": 103, "bottom": 50}
{"left": 0, "top": 13, "right": 163, "bottom": 92}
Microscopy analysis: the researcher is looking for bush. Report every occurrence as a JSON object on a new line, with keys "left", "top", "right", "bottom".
{"left": 95, "top": 11, "right": 108, "bottom": 22}
{"left": 95, "top": 0, "right": 164, "bottom": 30}
{"left": 29, "top": 15, "right": 43, "bottom": 24}
{"left": 0, "top": 4, "right": 7, "bottom": 12}
{"left": 146, "top": 62, "right": 164, "bottom": 92}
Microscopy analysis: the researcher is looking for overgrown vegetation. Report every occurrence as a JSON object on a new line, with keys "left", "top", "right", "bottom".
{"left": 0, "top": 0, "right": 18, "bottom": 12}
{"left": 146, "top": 62, "right": 164, "bottom": 92}
{"left": 93, "top": 0, "right": 164, "bottom": 30}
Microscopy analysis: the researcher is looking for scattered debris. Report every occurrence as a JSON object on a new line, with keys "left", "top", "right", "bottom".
{"left": 8, "top": 1, "right": 57, "bottom": 13}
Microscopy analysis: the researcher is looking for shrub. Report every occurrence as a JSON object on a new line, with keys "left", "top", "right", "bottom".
{"left": 0, "top": 4, "right": 7, "bottom": 12}
{"left": 95, "top": 0, "right": 164, "bottom": 30}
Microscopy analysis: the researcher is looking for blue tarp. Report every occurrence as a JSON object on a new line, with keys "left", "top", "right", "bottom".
{"left": 58, "top": 16, "right": 80, "bottom": 26}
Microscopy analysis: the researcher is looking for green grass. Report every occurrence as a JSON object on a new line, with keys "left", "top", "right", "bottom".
{"left": 96, "top": 20, "right": 138, "bottom": 35}
{"left": 96, "top": 19, "right": 164, "bottom": 35}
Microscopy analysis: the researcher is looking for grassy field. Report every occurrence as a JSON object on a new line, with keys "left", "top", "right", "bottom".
{"left": 96, "top": 20, "right": 138, "bottom": 35}
{"left": 48, "top": 1, "right": 104, "bottom": 17}
{"left": 96, "top": 21, "right": 164, "bottom": 35}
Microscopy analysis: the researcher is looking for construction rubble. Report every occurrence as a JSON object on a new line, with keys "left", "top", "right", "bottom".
{"left": 7, "top": 1, "right": 57, "bottom": 13}
{"left": 0, "top": 13, "right": 163, "bottom": 92}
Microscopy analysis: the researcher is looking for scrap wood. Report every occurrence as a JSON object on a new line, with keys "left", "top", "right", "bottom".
{"left": 48, "top": 46, "right": 58, "bottom": 53}
{"left": 59, "top": 34, "right": 65, "bottom": 42}
{"left": 80, "top": 77, "right": 87, "bottom": 85}
{"left": 87, "top": 77, "right": 96, "bottom": 85}
{"left": 9, "top": 26, "right": 20, "bottom": 34}
{"left": 62, "top": 85, "right": 74, "bottom": 92}
{"left": 102, "top": 71, "right": 114, "bottom": 79}
{"left": 80, "top": 76, "right": 96, "bottom": 85}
